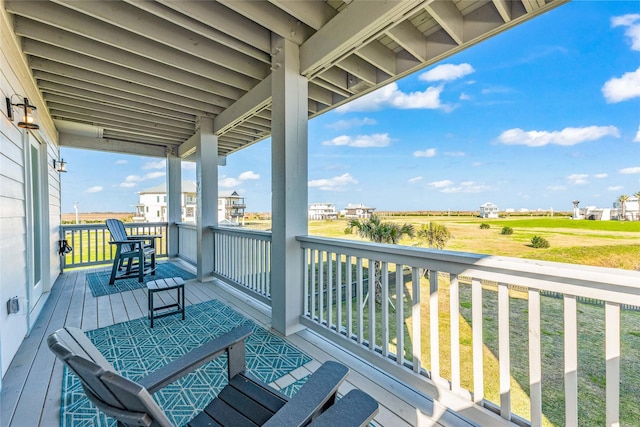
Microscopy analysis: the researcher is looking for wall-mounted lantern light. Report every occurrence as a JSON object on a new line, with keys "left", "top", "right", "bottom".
{"left": 53, "top": 159, "right": 67, "bottom": 173}
{"left": 5, "top": 95, "right": 39, "bottom": 130}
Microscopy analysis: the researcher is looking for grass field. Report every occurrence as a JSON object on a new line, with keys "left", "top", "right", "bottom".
{"left": 296, "top": 215, "right": 640, "bottom": 270}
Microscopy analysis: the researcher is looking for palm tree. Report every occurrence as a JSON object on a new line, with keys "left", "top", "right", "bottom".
{"left": 416, "top": 222, "right": 451, "bottom": 249}
{"left": 345, "top": 215, "right": 414, "bottom": 303}
{"left": 618, "top": 194, "right": 629, "bottom": 221}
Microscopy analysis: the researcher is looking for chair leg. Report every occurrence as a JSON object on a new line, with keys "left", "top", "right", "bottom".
{"left": 138, "top": 248, "right": 144, "bottom": 283}
{"left": 109, "top": 246, "right": 122, "bottom": 285}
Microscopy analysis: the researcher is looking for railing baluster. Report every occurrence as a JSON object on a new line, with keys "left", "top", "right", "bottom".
{"left": 356, "top": 257, "right": 364, "bottom": 344}
{"left": 605, "top": 302, "right": 620, "bottom": 427}
{"left": 311, "top": 249, "right": 316, "bottom": 321}
{"left": 303, "top": 248, "right": 309, "bottom": 316}
{"left": 346, "top": 255, "right": 353, "bottom": 340}
{"left": 381, "top": 261, "right": 389, "bottom": 357}
{"left": 429, "top": 270, "right": 439, "bottom": 380}
{"left": 498, "top": 282, "right": 511, "bottom": 420}
{"left": 336, "top": 253, "right": 342, "bottom": 334}
{"left": 450, "top": 273, "right": 460, "bottom": 392}
{"left": 472, "top": 278, "right": 484, "bottom": 403}
{"left": 318, "top": 250, "right": 324, "bottom": 326}
{"left": 327, "top": 252, "right": 333, "bottom": 331}
{"left": 396, "top": 264, "right": 404, "bottom": 367}
{"left": 368, "top": 258, "right": 375, "bottom": 351}
{"left": 529, "top": 289, "right": 542, "bottom": 427}
{"left": 411, "top": 267, "right": 421, "bottom": 373}
{"left": 564, "top": 295, "right": 578, "bottom": 426}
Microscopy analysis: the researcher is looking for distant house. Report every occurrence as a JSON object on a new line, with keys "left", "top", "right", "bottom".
{"left": 613, "top": 196, "right": 640, "bottom": 221}
{"left": 308, "top": 203, "right": 338, "bottom": 220}
{"left": 479, "top": 202, "right": 499, "bottom": 218}
{"left": 344, "top": 203, "right": 376, "bottom": 219}
{"left": 133, "top": 182, "right": 245, "bottom": 225}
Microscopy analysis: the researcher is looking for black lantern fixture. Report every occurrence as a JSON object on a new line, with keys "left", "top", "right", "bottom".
{"left": 5, "top": 95, "right": 39, "bottom": 130}
{"left": 53, "top": 159, "right": 67, "bottom": 173}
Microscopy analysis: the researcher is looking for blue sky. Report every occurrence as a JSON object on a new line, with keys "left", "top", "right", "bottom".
{"left": 61, "top": 1, "right": 640, "bottom": 214}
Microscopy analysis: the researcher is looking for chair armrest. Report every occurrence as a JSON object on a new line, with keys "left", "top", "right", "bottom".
{"left": 109, "top": 240, "right": 142, "bottom": 246}
{"left": 308, "top": 389, "right": 379, "bottom": 427}
{"left": 139, "top": 324, "right": 252, "bottom": 394}
{"left": 263, "top": 361, "right": 349, "bottom": 427}
{"left": 127, "top": 235, "right": 162, "bottom": 241}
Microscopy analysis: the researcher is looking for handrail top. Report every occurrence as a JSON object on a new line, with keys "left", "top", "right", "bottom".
{"left": 62, "top": 222, "right": 168, "bottom": 230}
{"left": 296, "top": 235, "right": 640, "bottom": 290}
{"left": 210, "top": 225, "right": 271, "bottom": 238}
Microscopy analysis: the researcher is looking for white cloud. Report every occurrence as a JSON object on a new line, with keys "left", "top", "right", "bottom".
{"left": 408, "top": 176, "right": 423, "bottom": 184}
{"left": 119, "top": 171, "right": 165, "bottom": 188}
{"left": 143, "top": 159, "right": 166, "bottom": 170}
{"left": 602, "top": 67, "right": 640, "bottom": 103}
{"left": 441, "top": 181, "right": 492, "bottom": 193}
{"left": 322, "top": 133, "right": 391, "bottom": 148}
{"left": 497, "top": 125, "right": 620, "bottom": 147}
{"left": 326, "top": 117, "right": 376, "bottom": 130}
{"left": 182, "top": 162, "right": 196, "bottom": 170}
{"left": 308, "top": 173, "right": 358, "bottom": 191}
{"left": 459, "top": 93, "right": 471, "bottom": 101}
{"left": 86, "top": 186, "right": 103, "bottom": 193}
{"left": 144, "top": 171, "right": 165, "bottom": 180}
{"left": 238, "top": 170, "right": 260, "bottom": 180}
{"left": 444, "top": 151, "right": 465, "bottom": 156}
{"left": 413, "top": 148, "right": 437, "bottom": 158}
{"left": 547, "top": 185, "right": 567, "bottom": 191}
{"left": 635, "top": 126, "right": 640, "bottom": 142}
{"left": 427, "top": 180, "right": 454, "bottom": 188}
{"left": 608, "top": 186, "right": 624, "bottom": 191}
{"left": 611, "top": 14, "right": 640, "bottom": 50}
{"left": 419, "top": 63, "right": 475, "bottom": 82}
{"left": 594, "top": 173, "right": 608, "bottom": 179}
{"left": 220, "top": 177, "right": 241, "bottom": 187}
{"left": 567, "top": 173, "right": 589, "bottom": 185}
{"left": 115, "top": 159, "right": 127, "bottom": 165}
{"left": 336, "top": 82, "right": 446, "bottom": 112}
{"left": 219, "top": 171, "right": 261, "bottom": 189}
{"left": 619, "top": 166, "right": 640, "bottom": 174}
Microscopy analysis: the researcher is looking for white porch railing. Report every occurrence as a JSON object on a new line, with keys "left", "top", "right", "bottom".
{"left": 61, "top": 222, "right": 168, "bottom": 269}
{"left": 177, "top": 223, "right": 197, "bottom": 264}
{"left": 212, "top": 226, "right": 272, "bottom": 304}
{"left": 297, "top": 235, "right": 640, "bottom": 427}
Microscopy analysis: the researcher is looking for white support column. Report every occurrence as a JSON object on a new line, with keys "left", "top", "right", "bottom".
{"left": 270, "top": 34, "right": 308, "bottom": 335}
{"left": 196, "top": 117, "right": 218, "bottom": 281}
{"left": 166, "top": 149, "right": 181, "bottom": 258}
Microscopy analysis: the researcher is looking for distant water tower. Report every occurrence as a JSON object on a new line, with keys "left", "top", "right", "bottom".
{"left": 572, "top": 200, "right": 581, "bottom": 219}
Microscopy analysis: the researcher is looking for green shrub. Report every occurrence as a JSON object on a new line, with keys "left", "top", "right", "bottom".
{"left": 531, "top": 235, "right": 550, "bottom": 248}
{"left": 479, "top": 223, "right": 490, "bottom": 229}
{"left": 501, "top": 226, "right": 513, "bottom": 235}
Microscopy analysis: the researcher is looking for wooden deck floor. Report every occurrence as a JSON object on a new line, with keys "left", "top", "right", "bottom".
{"left": 1, "top": 261, "right": 476, "bottom": 427}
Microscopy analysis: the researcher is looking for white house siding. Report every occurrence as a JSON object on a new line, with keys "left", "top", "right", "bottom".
{"left": 1, "top": 14, "right": 61, "bottom": 381}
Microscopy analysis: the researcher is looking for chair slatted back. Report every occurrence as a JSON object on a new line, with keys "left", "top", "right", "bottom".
{"left": 48, "top": 327, "right": 172, "bottom": 427}
{"left": 106, "top": 218, "right": 133, "bottom": 253}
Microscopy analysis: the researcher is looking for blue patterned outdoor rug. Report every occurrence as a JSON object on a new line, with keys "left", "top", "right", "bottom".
{"left": 86, "top": 262, "right": 196, "bottom": 297}
{"left": 60, "top": 299, "right": 312, "bottom": 426}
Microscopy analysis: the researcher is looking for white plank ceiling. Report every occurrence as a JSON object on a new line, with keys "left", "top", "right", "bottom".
{"left": 4, "top": 0, "right": 566, "bottom": 157}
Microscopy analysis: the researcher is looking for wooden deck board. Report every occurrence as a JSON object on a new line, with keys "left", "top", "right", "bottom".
{"left": 0, "top": 262, "right": 471, "bottom": 427}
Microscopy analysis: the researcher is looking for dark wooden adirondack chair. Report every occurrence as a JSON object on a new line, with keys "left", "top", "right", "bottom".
{"left": 48, "top": 324, "right": 379, "bottom": 427}
{"left": 105, "top": 218, "right": 158, "bottom": 285}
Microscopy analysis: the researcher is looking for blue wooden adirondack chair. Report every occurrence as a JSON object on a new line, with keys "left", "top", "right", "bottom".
{"left": 105, "top": 218, "right": 158, "bottom": 285}
{"left": 48, "top": 324, "right": 379, "bottom": 426}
